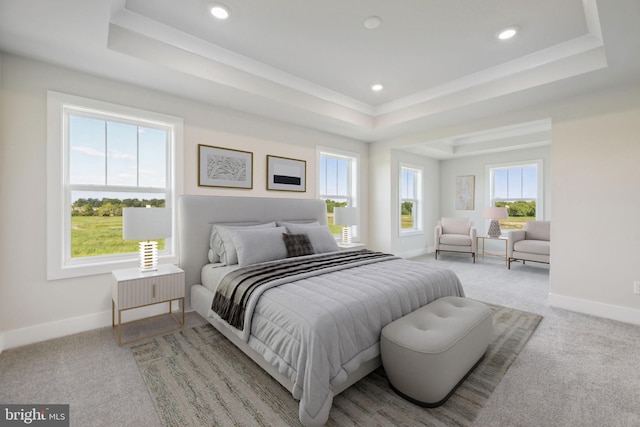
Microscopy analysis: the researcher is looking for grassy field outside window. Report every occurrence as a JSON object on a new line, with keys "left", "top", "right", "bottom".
{"left": 71, "top": 216, "right": 165, "bottom": 258}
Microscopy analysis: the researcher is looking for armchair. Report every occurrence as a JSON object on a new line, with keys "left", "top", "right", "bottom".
{"left": 435, "top": 217, "right": 477, "bottom": 263}
{"left": 507, "top": 220, "right": 550, "bottom": 269}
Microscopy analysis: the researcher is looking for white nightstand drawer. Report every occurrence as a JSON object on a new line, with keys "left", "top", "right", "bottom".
{"left": 111, "top": 264, "right": 185, "bottom": 308}
{"left": 115, "top": 272, "right": 184, "bottom": 309}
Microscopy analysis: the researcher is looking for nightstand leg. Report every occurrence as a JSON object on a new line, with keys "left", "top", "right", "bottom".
{"left": 118, "top": 309, "right": 122, "bottom": 345}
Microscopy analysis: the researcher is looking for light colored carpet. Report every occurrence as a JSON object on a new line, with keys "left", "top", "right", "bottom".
{"left": 1, "top": 253, "right": 639, "bottom": 426}
{"left": 131, "top": 302, "right": 541, "bottom": 426}
{"left": 415, "top": 253, "right": 640, "bottom": 426}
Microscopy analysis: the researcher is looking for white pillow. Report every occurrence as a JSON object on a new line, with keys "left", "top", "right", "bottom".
{"left": 276, "top": 220, "right": 320, "bottom": 227}
{"left": 284, "top": 224, "right": 340, "bottom": 253}
{"left": 209, "top": 222, "right": 258, "bottom": 262}
{"left": 231, "top": 227, "right": 288, "bottom": 267}
{"left": 211, "top": 222, "right": 277, "bottom": 265}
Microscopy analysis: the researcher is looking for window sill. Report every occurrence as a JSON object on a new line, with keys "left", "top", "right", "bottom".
{"left": 399, "top": 230, "right": 424, "bottom": 237}
{"left": 47, "top": 254, "right": 178, "bottom": 281}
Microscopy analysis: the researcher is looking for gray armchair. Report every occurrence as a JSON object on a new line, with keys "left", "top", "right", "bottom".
{"left": 435, "top": 218, "right": 477, "bottom": 263}
{"left": 507, "top": 220, "right": 550, "bottom": 269}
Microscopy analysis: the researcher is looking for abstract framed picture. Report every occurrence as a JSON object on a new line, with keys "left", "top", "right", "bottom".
{"left": 455, "top": 175, "right": 475, "bottom": 210}
{"left": 266, "top": 155, "right": 306, "bottom": 192}
{"left": 198, "top": 144, "right": 253, "bottom": 189}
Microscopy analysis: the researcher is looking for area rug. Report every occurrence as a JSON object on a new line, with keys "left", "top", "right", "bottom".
{"left": 131, "top": 302, "right": 542, "bottom": 426}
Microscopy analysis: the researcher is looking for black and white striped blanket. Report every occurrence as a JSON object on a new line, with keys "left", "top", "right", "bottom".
{"left": 211, "top": 250, "right": 396, "bottom": 330}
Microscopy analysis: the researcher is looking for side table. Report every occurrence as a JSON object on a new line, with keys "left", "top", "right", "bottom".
{"left": 476, "top": 236, "right": 508, "bottom": 265}
{"left": 111, "top": 264, "right": 185, "bottom": 345}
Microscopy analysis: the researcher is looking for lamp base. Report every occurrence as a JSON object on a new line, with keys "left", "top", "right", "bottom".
{"left": 341, "top": 226, "right": 352, "bottom": 244}
{"left": 139, "top": 240, "right": 158, "bottom": 272}
{"left": 487, "top": 219, "right": 502, "bottom": 237}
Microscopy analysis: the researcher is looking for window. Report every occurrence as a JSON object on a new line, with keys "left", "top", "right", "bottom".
{"left": 399, "top": 164, "right": 422, "bottom": 234}
{"left": 47, "top": 92, "right": 183, "bottom": 279}
{"left": 488, "top": 160, "right": 542, "bottom": 231}
{"left": 318, "top": 148, "right": 359, "bottom": 236}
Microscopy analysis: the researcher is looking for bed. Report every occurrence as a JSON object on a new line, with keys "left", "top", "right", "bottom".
{"left": 178, "top": 195, "right": 464, "bottom": 426}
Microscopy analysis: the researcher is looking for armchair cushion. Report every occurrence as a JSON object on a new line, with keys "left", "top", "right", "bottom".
{"left": 441, "top": 217, "right": 471, "bottom": 235}
{"left": 440, "top": 234, "right": 472, "bottom": 246}
{"left": 513, "top": 240, "right": 550, "bottom": 256}
{"left": 525, "top": 221, "right": 550, "bottom": 241}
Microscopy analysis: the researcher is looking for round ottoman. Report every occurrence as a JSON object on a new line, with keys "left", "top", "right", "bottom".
{"left": 380, "top": 296, "right": 492, "bottom": 407}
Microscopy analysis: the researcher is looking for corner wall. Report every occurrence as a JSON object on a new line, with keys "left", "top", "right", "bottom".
{"left": 439, "top": 146, "right": 552, "bottom": 236}
{"left": 550, "top": 103, "right": 640, "bottom": 324}
{"left": 0, "top": 53, "right": 368, "bottom": 350}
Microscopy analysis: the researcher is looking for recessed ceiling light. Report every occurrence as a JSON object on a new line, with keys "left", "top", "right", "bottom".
{"left": 371, "top": 84, "right": 383, "bottom": 92}
{"left": 209, "top": 3, "right": 230, "bottom": 20}
{"left": 364, "top": 16, "right": 382, "bottom": 30}
{"left": 497, "top": 26, "right": 518, "bottom": 40}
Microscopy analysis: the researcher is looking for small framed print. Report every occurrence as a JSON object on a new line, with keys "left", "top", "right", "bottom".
{"left": 198, "top": 144, "right": 253, "bottom": 189}
{"left": 266, "top": 155, "right": 306, "bottom": 192}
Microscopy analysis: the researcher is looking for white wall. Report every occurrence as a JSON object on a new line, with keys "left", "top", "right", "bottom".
{"left": 371, "top": 80, "right": 640, "bottom": 326}
{"left": 0, "top": 53, "right": 368, "bottom": 350}
{"left": 439, "top": 146, "right": 552, "bottom": 237}
{"left": 550, "top": 104, "right": 640, "bottom": 324}
{"left": 368, "top": 142, "right": 393, "bottom": 252}
{"left": 391, "top": 149, "right": 440, "bottom": 257}
{"left": 368, "top": 144, "right": 440, "bottom": 257}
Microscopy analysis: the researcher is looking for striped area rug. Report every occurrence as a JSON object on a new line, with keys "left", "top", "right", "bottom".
{"left": 131, "top": 302, "right": 541, "bottom": 426}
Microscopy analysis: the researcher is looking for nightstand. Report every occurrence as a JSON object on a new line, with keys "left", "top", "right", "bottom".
{"left": 111, "top": 264, "right": 185, "bottom": 345}
{"left": 337, "top": 242, "right": 367, "bottom": 251}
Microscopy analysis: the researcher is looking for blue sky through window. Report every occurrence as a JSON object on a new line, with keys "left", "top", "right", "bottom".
{"left": 494, "top": 166, "right": 537, "bottom": 200}
{"left": 69, "top": 115, "right": 167, "bottom": 201}
{"left": 401, "top": 168, "right": 415, "bottom": 199}
{"left": 320, "top": 155, "right": 349, "bottom": 197}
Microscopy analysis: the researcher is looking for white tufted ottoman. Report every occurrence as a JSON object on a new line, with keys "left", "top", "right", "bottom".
{"left": 380, "top": 296, "right": 492, "bottom": 407}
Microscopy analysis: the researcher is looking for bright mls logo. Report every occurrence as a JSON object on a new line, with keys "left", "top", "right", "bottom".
{"left": 1, "top": 404, "right": 69, "bottom": 426}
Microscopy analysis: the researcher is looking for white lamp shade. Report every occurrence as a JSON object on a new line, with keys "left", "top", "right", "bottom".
{"left": 333, "top": 207, "right": 358, "bottom": 226}
{"left": 482, "top": 207, "right": 508, "bottom": 219}
{"left": 122, "top": 207, "right": 172, "bottom": 240}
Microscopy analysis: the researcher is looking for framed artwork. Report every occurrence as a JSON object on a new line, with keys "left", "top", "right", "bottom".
{"left": 198, "top": 144, "right": 253, "bottom": 189}
{"left": 266, "top": 155, "right": 306, "bottom": 192}
{"left": 455, "top": 175, "right": 475, "bottom": 210}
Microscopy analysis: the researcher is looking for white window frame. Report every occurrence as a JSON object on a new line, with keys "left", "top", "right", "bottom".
{"left": 317, "top": 146, "right": 360, "bottom": 238}
{"left": 46, "top": 91, "right": 184, "bottom": 280}
{"left": 486, "top": 159, "right": 544, "bottom": 220}
{"left": 399, "top": 163, "right": 423, "bottom": 236}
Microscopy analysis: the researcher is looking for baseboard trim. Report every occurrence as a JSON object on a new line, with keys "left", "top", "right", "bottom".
{"left": 549, "top": 293, "right": 640, "bottom": 326}
{"left": 0, "top": 302, "right": 186, "bottom": 351}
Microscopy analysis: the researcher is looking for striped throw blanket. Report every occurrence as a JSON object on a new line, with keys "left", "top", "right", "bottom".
{"left": 211, "top": 250, "right": 396, "bottom": 330}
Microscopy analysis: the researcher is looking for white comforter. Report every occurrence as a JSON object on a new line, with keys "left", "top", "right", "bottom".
{"left": 215, "top": 256, "right": 464, "bottom": 426}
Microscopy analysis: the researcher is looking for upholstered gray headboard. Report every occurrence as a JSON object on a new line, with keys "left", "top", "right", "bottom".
{"left": 177, "top": 195, "right": 327, "bottom": 309}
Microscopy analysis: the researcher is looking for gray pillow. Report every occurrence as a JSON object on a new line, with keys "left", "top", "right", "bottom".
{"left": 231, "top": 227, "right": 288, "bottom": 267}
{"left": 211, "top": 222, "right": 277, "bottom": 265}
{"left": 285, "top": 224, "right": 340, "bottom": 253}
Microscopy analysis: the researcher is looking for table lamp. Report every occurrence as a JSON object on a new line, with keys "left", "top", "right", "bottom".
{"left": 483, "top": 207, "right": 509, "bottom": 237}
{"left": 123, "top": 206, "right": 172, "bottom": 272}
{"left": 333, "top": 207, "right": 358, "bottom": 244}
